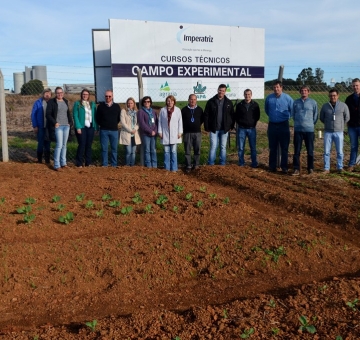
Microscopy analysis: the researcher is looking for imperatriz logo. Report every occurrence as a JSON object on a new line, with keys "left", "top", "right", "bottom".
{"left": 176, "top": 25, "right": 214, "bottom": 44}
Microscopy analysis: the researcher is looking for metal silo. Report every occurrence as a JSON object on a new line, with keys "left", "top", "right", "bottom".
{"left": 13, "top": 72, "right": 25, "bottom": 94}
{"left": 32, "top": 66, "right": 48, "bottom": 87}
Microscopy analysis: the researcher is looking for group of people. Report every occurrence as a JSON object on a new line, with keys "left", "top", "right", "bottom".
{"left": 30, "top": 79, "right": 360, "bottom": 173}
{"left": 264, "top": 80, "right": 353, "bottom": 175}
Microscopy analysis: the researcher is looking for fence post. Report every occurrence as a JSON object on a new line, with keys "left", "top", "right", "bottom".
{"left": 276, "top": 65, "right": 284, "bottom": 169}
{"left": 0, "top": 69, "right": 9, "bottom": 162}
{"left": 136, "top": 68, "right": 144, "bottom": 166}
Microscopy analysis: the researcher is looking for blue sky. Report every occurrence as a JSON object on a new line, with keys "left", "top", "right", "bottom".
{"left": 1, "top": 0, "right": 359, "bottom": 89}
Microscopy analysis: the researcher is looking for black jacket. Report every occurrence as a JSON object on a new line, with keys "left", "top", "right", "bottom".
{"left": 45, "top": 98, "right": 73, "bottom": 142}
{"left": 235, "top": 100, "right": 260, "bottom": 129}
{"left": 181, "top": 106, "right": 204, "bottom": 133}
{"left": 345, "top": 93, "right": 360, "bottom": 127}
{"left": 204, "top": 95, "right": 234, "bottom": 133}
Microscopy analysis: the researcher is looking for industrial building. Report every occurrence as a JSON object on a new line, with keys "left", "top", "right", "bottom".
{"left": 13, "top": 65, "right": 48, "bottom": 94}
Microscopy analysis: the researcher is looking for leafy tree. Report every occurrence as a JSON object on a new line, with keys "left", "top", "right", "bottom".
{"left": 296, "top": 67, "right": 326, "bottom": 85}
{"left": 21, "top": 79, "right": 44, "bottom": 95}
{"left": 314, "top": 68, "right": 324, "bottom": 84}
{"left": 296, "top": 67, "right": 314, "bottom": 84}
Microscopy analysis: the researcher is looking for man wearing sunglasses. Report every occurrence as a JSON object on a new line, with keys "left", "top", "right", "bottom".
{"left": 95, "top": 90, "right": 121, "bottom": 167}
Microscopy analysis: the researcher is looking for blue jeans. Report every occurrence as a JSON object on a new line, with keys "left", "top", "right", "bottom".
{"left": 100, "top": 129, "right": 118, "bottom": 167}
{"left": 142, "top": 135, "right": 157, "bottom": 168}
{"left": 324, "top": 131, "right": 344, "bottom": 170}
{"left": 208, "top": 130, "right": 228, "bottom": 165}
{"left": 54, "top": 125, "right": 70, "bottom": 169}
{"left": 125, "top": 137, "right": 137, "bottom": 166}
{"left": 348, "top": 127, "right": 360, "bottom": 166}
{"left": 237, "top": 128, "right": 257, "bottom": 167}
{"left": 75, "top": 126, "right": 95, "bottom": 166}
{"left": 164, "top": 144, "right": 178, "bottom": 171}
{"left": 267, "top": 121, "right": 290, "bottom": 171}
{"left": 293, "top": 131, "right": 315, "bottom": 171}
{"left": 37, "top": 127, "right": 50, "bottom": 154}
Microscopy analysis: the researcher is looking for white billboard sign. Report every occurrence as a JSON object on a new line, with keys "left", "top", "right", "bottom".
{"left": 107, "top": 19, "right": 264, "bottom": 102}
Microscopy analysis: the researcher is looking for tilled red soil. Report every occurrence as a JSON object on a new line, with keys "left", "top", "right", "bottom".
{"left": 0, "top": 163, "right": 360, "bottom": 339}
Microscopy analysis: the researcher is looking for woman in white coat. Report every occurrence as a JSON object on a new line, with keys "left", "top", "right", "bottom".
{"left": 119, "top": 97, "right": 141, "bottom": 166}
{"left": 158, "top": 95, "right": 183, "bottom": 172}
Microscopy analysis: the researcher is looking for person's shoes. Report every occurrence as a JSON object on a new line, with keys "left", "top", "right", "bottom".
{"left": 323, "top": 170, "right": 330, "bottom": 174}
{"left": 347, "top": 166, "right": 354, "bottom": 172}
{"left": 308, "top": 169, "right": 314, "bottom": 175}
{"left": 77, "top": 166, "right": 83, "bottom": 168}
{"left": 338, "top": 169, "right": 343, "bottom": 174}
{"left": 281, "top": 169, "right": 288, "bottom": 174}
{"left": 54, "top": 167, "right": 62, "bottom": 172}
{"left": 292, "top": 169, "right": 300, "bottom": 176}
{"left": 61, "top": 165, "right": 69, "bottom": 168}
{"left": 192, "top": 165, "right": 200, "bottom": 171}
{"left": 185, "top": 168, "right": 191, "bottom": 173}
{"left": 268, "top": 168, "right": 276, "bottom": 173}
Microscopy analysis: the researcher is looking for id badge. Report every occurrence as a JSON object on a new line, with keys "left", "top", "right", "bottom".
{"left": 151, "top": 117, "right": 155, "bottom": 124}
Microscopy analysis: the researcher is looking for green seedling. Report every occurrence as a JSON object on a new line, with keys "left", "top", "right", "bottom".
{"left": 185, "top": 193, "right": 193, "bottom": 201}
{"left": 298, "top": 315, "right": 316, "bottom": 334}
{"left": 52, "top": 195, "right": 61, "bottom": 203}
{"left": 173, "top": 337, "right": 181, "bottom": 340}
{"left": 154, "top": 190, "right": 159, "bottom": 196}
{"left": 57, "top": 204, "right": 65, "bottom": 211}
{"left": 85, "top": 200, "right": 94, "bottom": 209}
{"left": 156, "top": 194, "right": 168, "bottom": 205}
{"left": 75, "top": 193, "right": 85, "bottom": 202}
{"left": 264, "top": 246, "right": 286, "bottom": 263}
{"left": 85, "top": 319, "right": 97, "bottom": 332}
{"left": 33, "top": 335, "right": 39, "bottom": 340}
{"left": 24, "top": 214, "right": 35, "bottom": 224}
{"left": 96, "top": 209, "right": 104, "bottom": 217}
{"left": 59, "top": 212, "right": 74, "bottom": 224}
{"left": 319, "top": 284, "right": 327, "bottom": 292}
{"left": 209, "top": 193, "right": 217, "bottom": 199}
{"left": 223, "top": 197, "right": 230, "bottom": 204}
{"left": 120, "top": 206, "right": 133, "bottom": 215}
{"left": 132, "top": 192, "right": 142, "bottom": 204}
{"left": 335, "top": 336, "right": 343, "bottom": 340}
{"left": 109, "top": 200, "right": 121, "bottom": 208}
{"left": 25, "top": 197, "right": 36, "bottom": 204}
{"left": 199, "top": 186, "right": 206, "bottom": 192}
{"left": 196, "top": 200, "right": 203, "bottom": 208}
{"left": 174, "top": 185, "right": 184, "bottom": 192}
{"left": 271, "top": 328, "right": 280, "bottom": 336}
{"left": 346, "top": 298, "right": 359, "bottom": 311}
{"left": 102, "top": 193, "right": 112, "bottom": 201}
{"left": 173, "top": 206, "right": 178, "bottom": 213}
{"left": 268, "top": 299, "right": 276, "bottom": 308}
{"left": 16, "top": 205, "right": 32, "bottom": 214}
{"left": 144, "top": 204, "right": 153, "bottom": 214}
{"left": 222, "top": 309, "right": 228, "bottom": 319}
{"left": 240, "top": 328, "right": 254, "bottom": 338}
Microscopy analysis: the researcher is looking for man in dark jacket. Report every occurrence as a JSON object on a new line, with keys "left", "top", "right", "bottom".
{"left": 235, "top": 89, "right": 260, "bottom": 168}
{"left": 95, "top": 90, "right": 120, "bottom": 167}
{"left": 181, "top": 94, "right": 204, "bottom": 172}
{"left": 345, "top": 78, "right": 360, "bottom": 171}
{"left": 204, "top": 84, "right": 235, "bottom": 165}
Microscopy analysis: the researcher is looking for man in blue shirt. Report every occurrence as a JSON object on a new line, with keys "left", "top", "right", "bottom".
{"left": 292, "top": 85, "right": 318, "bottom": 176}
{"left": 265, "top": 81, "right": 294, "bottom": 173}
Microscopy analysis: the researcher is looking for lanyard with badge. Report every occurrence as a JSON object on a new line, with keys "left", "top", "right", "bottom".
{"left": 330, "top": 102, "right": 337, "bottom": 121}
{"left": 188, "top": 105, "right": 197, "bottom": 123}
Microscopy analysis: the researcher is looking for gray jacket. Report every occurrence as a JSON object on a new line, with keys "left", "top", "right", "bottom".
{"left": 320, "top": 101, "right": 349, "bottom": 132}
